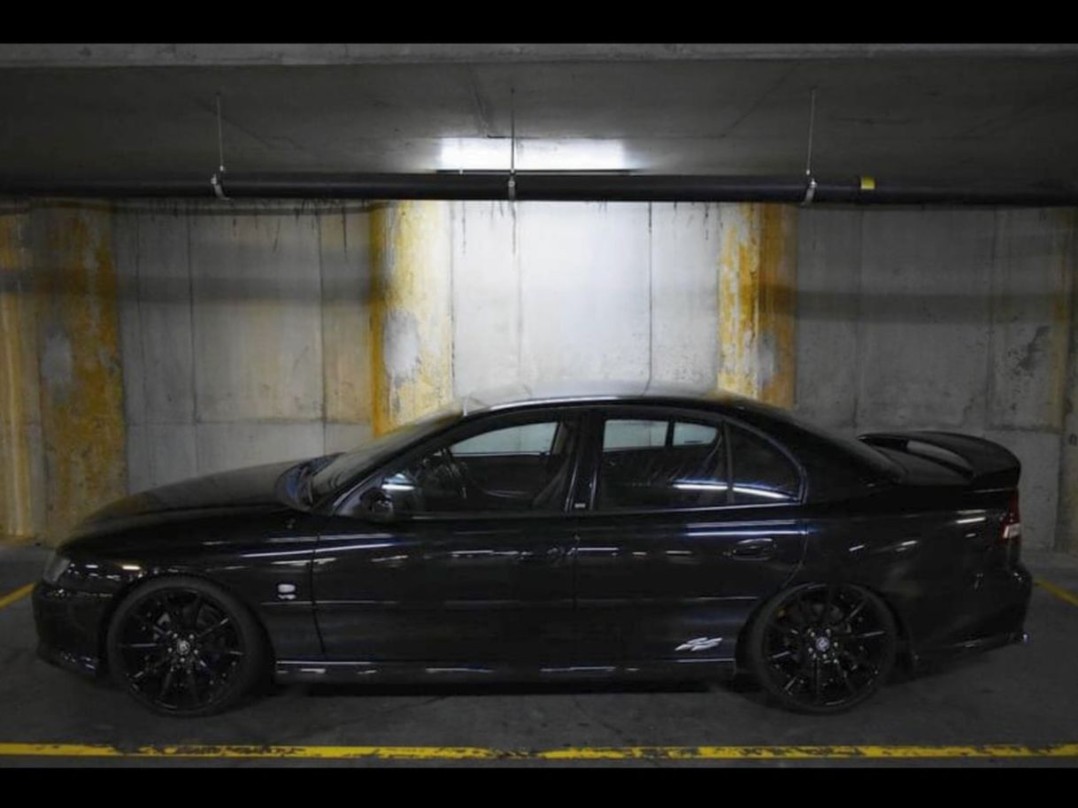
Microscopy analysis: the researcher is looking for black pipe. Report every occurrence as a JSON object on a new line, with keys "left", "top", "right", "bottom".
{"left": 1, "top": 173, "right": 1076, "bottom": 206}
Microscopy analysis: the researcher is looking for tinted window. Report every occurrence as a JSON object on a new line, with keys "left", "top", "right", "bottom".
{"left": 603, "top": 419, "right": 668, "bottom": 450}
{"left": 597, "top": 417, "right": 727, "bottom": 510}
{"left": 378, "top": 418, "right": 578, "bottom": 515}
{"left": 673, "top": 422, "right": 718, "bottom": 447}
{"left": 452, "top": 421, "right": 557, "bottom": 455}
{"left": 728, "top": 424, "right": 800, "bottom": 504}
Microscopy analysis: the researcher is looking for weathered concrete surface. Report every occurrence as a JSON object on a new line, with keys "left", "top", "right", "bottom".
{"left": 33, "top": 204, "right": 126, "bottom": 541}
{"left": 0, "top": 208, "right": 43, "bottom": 539}
{"left": 650, "top": 203, "right": 721, "bottom": 387}
{"left": 194, "top": 422, "right": 326, "bottom": 476}
{"left": 324, "top": 423, "right": 373, "bottom": 455}
{"left": 115, "top": 202, "right": 376, "bottom": 493}
{"left": 795, "top": 207, "right": 1077, "bottom": 550}
{"left": 795, "top": 209, "right": 862, "bottom": 429}
{"left": 519, "top": 203, "right": 651, "bottom": 384}
{"left": 190, "top": 208, "right": 323, "bottom": 423}
{"left": 321, "top": 207, "right": 372, "bottom": 428}
{"left": 989, "top": 210, "right": 1073, "bottom": 432}
{"left": 6, "top": 199, "right": 1076, "bottom": 554}
{"left": 857, "top": 209, "right": 995, "bottom": 430}
{"left": 126, "top": 424, "right": 198, "bottom": 491}
{"left": 718, "top": 204, "right": 798, "bottom": 406}
{"left": 450, "top": 202, "right": 519, "bottom": 396}
{"left": 370, "top": 201, "right": 453, "bottom": 433}
{"left": 1057, "top": 212, "right": 1078, "bottom": 554}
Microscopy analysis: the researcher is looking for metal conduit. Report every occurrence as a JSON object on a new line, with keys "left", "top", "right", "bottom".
{"left": 1, "top": 174, "right": 1075, "bottom": 206}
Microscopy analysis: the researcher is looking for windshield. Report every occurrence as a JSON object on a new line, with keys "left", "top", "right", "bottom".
{"left": 309, "top": 405, "right": 463, "bottom": 501}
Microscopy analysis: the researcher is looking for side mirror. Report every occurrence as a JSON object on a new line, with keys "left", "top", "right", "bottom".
{"left": 361, "top": 489, "right": 396, "bottom": 523}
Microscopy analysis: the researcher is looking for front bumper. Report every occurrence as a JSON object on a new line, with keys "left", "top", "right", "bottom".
{"left": 32, "top": 581, "right": 112, "bottom": 677}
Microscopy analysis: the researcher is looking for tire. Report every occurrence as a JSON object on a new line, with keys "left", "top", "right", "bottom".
{"left": 746, "top": 583, "right": 897, "bottom": 714}
{"left": 106, "top": 576, "right": 267, "bottom": 717}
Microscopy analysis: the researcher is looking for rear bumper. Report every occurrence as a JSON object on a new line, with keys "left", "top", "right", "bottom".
{"left": 32, "top": 581, "right": 109, "bottom": 678}
{"left": 914, "top": 563, "right": 1032, "bottom": 667}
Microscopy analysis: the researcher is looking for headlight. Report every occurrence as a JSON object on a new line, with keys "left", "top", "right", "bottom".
{"left": 42, "top": 551, "right": 72, "bottom": 584}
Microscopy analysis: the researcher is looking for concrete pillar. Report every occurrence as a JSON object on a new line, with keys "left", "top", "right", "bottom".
{"left": 369, "top": 201, "right": 453, "bottom": 434}
{"left": 1058, "top": 211, "right": 1078, "bottom": 554}
{"left": 321, "top": 206, "right": 375, "bottom": 451}
{"left": 34, "top": 203, "right": 126, "bottom": 542}
{"left": 0, "top": 207, "right": 43, "bottom": 540}
{"left": 717, "top": 204, "right": 799, "bottom": 406}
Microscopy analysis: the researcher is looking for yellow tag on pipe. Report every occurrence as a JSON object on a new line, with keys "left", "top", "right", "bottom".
{"left": 860, "top": 176, "right": 877, "bottom": 191}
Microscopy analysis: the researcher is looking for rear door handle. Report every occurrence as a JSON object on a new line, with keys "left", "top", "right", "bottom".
{"left": 728, "top": 537, "right": 777, "bottom": 560}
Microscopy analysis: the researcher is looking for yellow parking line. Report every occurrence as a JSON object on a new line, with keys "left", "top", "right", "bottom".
{"left": 0, "top": 742, "right": 1076, "bottom": 761}
{"left": 0, "top": 583, "right": 33, "bottom": 610}
{"left": 1035, "top": 578, "right": 1078, "bottom": 609}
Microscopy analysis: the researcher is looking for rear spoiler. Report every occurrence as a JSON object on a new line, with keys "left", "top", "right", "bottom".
{"left": 858, "top": 431, "right": 1021, "bottom": 489}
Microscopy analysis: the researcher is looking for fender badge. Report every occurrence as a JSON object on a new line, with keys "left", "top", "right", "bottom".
{"left": 676, "top": 637, "right": 723, "bottom": 652}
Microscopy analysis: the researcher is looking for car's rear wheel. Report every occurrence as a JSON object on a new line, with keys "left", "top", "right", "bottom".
{"left": 106, "top": 576, "right": 266, "bottom": 717}
{"left": 746, "top": 583, "right": 896, "bottom": 714}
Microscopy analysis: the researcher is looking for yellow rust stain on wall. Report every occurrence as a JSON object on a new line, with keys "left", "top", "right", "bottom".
{"left": 322, "top": 209, "right": 373, "bottom": 426}
{"left": 0, "top": 211, "right": 38, "bottom": 539}
{"left": 717, "top": 203, "right": 798, "bottom": 406}
{"left": 369, "top": 201, "right": 453, "bottom": 435}
{"left": 36, "top": 206, "right": 126, "bottom": 543}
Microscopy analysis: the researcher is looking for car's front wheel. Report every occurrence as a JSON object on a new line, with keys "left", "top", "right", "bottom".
{"left": 746, "top": 583, "right": 897, "bottom": 714}
{"left": 106, "top": 576, "right": 267, "bottom": 717}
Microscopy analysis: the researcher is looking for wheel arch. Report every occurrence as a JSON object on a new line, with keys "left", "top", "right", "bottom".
{"left": 97, "top": 570, "right": 277, "bottom": 676}
{"left": 734, "top": 580, "right": 916, "bottom": 672}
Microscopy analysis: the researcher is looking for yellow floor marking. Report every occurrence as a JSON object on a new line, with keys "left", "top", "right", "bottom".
{"left": 1035, "top": 578, "right": 1078, "bottom": 609}
{"left": 0, "top": 742, "right": 1076, "bottom": 761}
{"left": 0, "top": 583, "right": 32, "bottom": 610}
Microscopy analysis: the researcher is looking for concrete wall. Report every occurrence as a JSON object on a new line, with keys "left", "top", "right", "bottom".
{"left": 2, "top": 199, "right": 1075, "bottom": 553}
{"left": 798, "top": 208, "right": 1077, "bottom": 551}
{"left": 116, "top": 202, "right": 373, "bottom": 494}
{"left": 451, "top": 202, "right": 727, "bottom": 393}
{"left": 1, "top": 203, "right": 127, "bottom": 541}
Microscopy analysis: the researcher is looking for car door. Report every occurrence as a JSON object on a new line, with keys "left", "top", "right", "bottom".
{"left": 313, "top": 409, "right": 583, "bottom": 668}
{"left": 572, "top": 407, "right": 807, "bottom": 667}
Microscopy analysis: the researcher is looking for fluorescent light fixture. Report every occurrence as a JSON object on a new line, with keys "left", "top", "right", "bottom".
{"left": 439, "top": 138, "right": 628, "bottom": 172}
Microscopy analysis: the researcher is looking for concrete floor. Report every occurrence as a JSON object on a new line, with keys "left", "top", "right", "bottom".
{"left": 1, "top": 542, "right": 1077, "bottom": 767}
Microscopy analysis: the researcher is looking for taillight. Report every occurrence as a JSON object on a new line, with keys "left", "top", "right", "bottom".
{"left": 1001, "top": 491, "right": 1021, "bottom": 563}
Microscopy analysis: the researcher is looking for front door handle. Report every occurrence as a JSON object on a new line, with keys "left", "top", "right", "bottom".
{"left": 728, "top": 537, "right": 777, "bottom": 560}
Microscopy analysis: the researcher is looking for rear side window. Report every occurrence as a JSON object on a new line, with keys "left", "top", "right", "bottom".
{"left": 597, "top": 417, "right": 728, "bottom": 510}
{"left": 728, "top": 423, "right": 801, "bottom": 504}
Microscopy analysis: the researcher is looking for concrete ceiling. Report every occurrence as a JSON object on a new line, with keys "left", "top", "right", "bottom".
{"left": 2, "top": 44, "right": 1078, "bottom": 188}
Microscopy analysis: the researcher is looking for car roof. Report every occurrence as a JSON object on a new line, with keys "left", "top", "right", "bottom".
{"left": 459, "top": 380, "right": 785, "bottom": 419}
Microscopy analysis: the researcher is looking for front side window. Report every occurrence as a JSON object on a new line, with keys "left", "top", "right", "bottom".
{"left": 597, "top": 416, "right": 728, "bottom": 510}
{"left": 376, "top": 416, "right": 579, "bottom": 516}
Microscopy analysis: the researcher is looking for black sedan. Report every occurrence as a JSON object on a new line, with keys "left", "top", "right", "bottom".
{"left": 33, "top": 382, "right": 1032, "bottom": 716}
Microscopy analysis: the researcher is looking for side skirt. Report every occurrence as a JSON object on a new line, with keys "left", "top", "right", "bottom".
{"left": 274, "top": 658, "right": 737, "bottom": 685}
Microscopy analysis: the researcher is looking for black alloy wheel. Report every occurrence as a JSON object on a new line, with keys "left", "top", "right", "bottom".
{"left": 747, "top": 583, "right": 897, "bottom": 714}
{"left": 106, "top": 577, "right": 266, "bottom": 717}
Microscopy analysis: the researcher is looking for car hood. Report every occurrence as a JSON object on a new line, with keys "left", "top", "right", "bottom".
{"left": 66, "top": 459, "right": 303, "bottom": 543}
